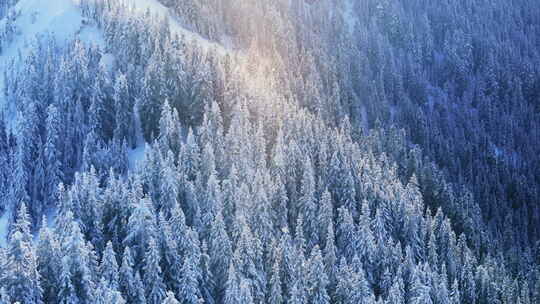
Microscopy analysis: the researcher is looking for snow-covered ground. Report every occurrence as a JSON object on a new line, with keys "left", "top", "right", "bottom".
{"left": 128, "top": 144, "right": 147, "bottom": 171}
{"left": 0, "top": 210, "right": 10, "bottom": 247}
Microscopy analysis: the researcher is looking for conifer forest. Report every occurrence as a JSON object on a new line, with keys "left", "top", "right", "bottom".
{"left": 0, "top": 0, "right": 540, "bottom": 303}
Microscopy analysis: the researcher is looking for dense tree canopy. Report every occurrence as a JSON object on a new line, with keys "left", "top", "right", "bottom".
{"left": 0, "top": 0, "right": 539, "bottom": 303}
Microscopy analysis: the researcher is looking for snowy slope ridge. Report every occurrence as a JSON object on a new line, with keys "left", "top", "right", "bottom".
{"left": 0, "top": 0, "right": 104, "bottom": 246}
{"left": 119, "top": 0, "right": 236, "bottom": 171}
{"left": 123, "top": 0, "right": 229, "bottom": 55}
{"left": 0, "top": 0, "right": 104, "bottom": 113}
{"left": 0, "top": 0, "right": 223, "bottom": 245}
{"left": 116, "top": 0, "right": 236, "bottom": 171}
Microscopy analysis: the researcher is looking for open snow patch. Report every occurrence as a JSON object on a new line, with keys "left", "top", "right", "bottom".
{"left": 0, "top": 210, "right": 10, "bottom": 247}
{"left": 100, "top": 52, "right": 115, "bottom": 73}
{"left": 128, "top": 143, "right": 147, "bottom": 171}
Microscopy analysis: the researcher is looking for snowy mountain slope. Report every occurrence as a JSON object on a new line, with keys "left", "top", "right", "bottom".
{"left": 108, "top": 0, "right": 237, "bottom": 173}
{"left": 0, "top": 0, "right": 538, "bottom": 303}
{"left": 0, "top": 0, "right": 227, "bottom": 245}
{"left": 0, "top": 0, "right": 104, "bottom": 246}
{"left": 123, "top": 0, "right": 230, "bottom": 55}
{"left": 0, "top": 0, "right": 104, "bottom": 115}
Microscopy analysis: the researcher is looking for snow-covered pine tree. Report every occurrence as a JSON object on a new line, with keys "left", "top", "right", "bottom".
{"left": 44, "top": 104, "right": 63, "bottom": 206}
{"left": 299, "top": 156, "right": 318, "bottom": 249}
{"left": 143, "top": 237, "right": 166, "bottom": 304}
{"left": 209, "top": 210, "right": 232, "bottom": 301}
{"left": 36, "top": 218, "right": 60, "bottom": 303}
{"left": 178, "top": 228, "right": 203, "bottom": 304}
{"left": 100, "top": 241, "right": 120, "bottom": 290}
{"left": 57, "top": 257, "right": 79, "bottom": 304}
{"left": 268, "top": 256, "right": 283, "bottom": 304}
{"left": 307, "top": 246, "right": 330, "bottom": 304}
{"left": 4, "top": 203, "right": 43, "bottom": 304}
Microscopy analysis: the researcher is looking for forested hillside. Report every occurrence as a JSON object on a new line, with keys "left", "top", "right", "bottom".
{"left": 0, "top": 0, "right": 539, "bottom": 303}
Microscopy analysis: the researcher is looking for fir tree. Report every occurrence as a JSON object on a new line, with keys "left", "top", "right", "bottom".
{"left": 307, "top": 246, "right": 330, "bottom": 304}
{"left": 144, "top": 237, "right": 166, "bottom": 304}
{"left": 100, "top": 241, "right": 120, "bottom": 290}
{"left": 119, "top": 247, "right": 138, "bottom": 304}
{"left": 58, "top": 258, "right": 79, "bottom": 304}
{"left": 37, "top": 219, "right": 61, "bottom": 303}
{"left": 268, "top": 257, "right": 283, "bottom": 304}
{"left": 44, "top": 104, "right": 63, "bottom": 206}
{"left": 337, "top": 206, "right": 357, "bottom": 261}
{"left": 224, "top": 263, "right": 240, "bottom": 304}
{"left": 209, "top": 211, "right": 232, "bottom": 301}
{"left": 4, "top": 203, "right": 44, "bottom": 304}
{"left": 178, "top": 230, "right": 202, "bottom": 304}
{"left": 299, "top": 156, "right": 318, "bottom": 249}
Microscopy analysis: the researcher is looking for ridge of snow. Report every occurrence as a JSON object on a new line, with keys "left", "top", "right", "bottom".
{"left": 123, "top": 0, "right": 229, "bottom": 55}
